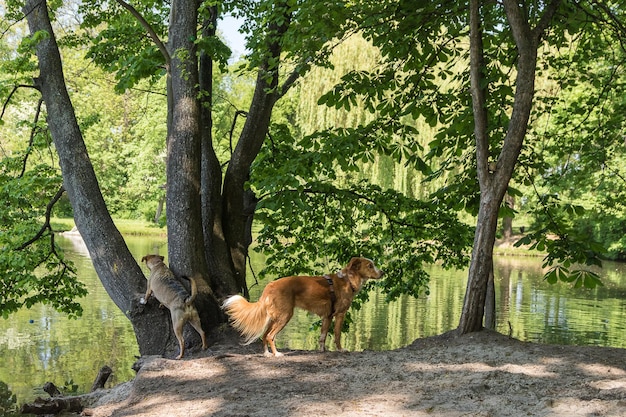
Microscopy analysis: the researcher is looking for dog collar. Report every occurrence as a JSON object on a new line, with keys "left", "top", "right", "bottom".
{"left": 337, "top": 271, "right": 357, "bottom": 293}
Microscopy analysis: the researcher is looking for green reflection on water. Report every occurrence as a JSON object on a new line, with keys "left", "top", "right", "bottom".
{"left": 0, "top": 234, "right": 157, "bottom": 405}
{"left": 2, "top": 235, "right": 626, "bottom": 405}
{"left": 252, "top": 256, "right": 626, "bottom": 353}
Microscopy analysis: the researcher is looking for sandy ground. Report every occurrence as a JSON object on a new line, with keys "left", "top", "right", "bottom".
{"left": 75, "top": 328, "right": 626, "bottom": 417}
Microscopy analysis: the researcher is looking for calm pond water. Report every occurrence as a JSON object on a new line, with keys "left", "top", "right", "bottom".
{"left": 1, "top": 234, "right": 626, "bottom": 406}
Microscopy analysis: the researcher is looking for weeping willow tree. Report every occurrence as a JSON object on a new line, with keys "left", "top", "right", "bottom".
{"left": 294, "top": 35, "right": 450, "bottom": 202}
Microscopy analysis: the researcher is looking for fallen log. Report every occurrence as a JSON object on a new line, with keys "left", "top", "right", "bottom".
{"left": 20, "top": 397, "right": 83, "bottom": 415}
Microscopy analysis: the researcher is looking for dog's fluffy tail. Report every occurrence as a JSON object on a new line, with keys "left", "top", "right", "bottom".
{"left": 222, "top": 295, "right": 269, "bottom": 345}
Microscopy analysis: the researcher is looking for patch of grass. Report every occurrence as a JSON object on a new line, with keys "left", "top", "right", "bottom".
{"left": 51, "top": 217, "right": 166, "bottom": 237}
{"left": 113, "top": 219, "right": 167, "bottom": 237}
{"left": 494, "top": 234, "right": 544, "bottom": 257}
{"left": 51, "top": 217, "right": 75, "bottom": 232}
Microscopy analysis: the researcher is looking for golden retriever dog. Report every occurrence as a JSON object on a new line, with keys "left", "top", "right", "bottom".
{"left": 222, "top": 257, "right": 384, "bottom": 357}
{"left": 140, "top": 254, "right": 207, "bottom": 359}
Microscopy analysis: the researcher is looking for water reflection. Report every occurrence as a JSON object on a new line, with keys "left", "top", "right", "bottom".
{"left": 1, "top": 235, "right": 626, "bottom": 406}
{"left": 494, "top": 257, "right": 626, "bottom": 347}
{"left": 263, "top": 256, "right": 626, "bottom": 353}
{"left": 0, "top": 235, "right": 144, "bottom": 405}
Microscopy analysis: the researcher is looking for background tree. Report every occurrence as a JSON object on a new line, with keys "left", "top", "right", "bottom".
{"left": 523, "top": 3, "right": 626, "bottom": 263}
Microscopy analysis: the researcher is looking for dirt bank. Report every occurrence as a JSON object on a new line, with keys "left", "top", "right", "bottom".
{"left": 78, "top": 329, "right": 626, "bottom": 417}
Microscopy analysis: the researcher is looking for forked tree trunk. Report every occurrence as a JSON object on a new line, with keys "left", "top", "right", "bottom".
{"left": 459, "top": 193, "right": 501, "bottom": 333}
{"left": 458, "top": 0, "right": 559, "bottom": 333}
{"left": 25, "top": 0, "right": 305, "bottom": 357}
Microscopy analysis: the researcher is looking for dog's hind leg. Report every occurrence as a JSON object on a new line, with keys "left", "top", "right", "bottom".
{"left": 173, "top": 319, "right": 185, "bottom": 359}
{"left": 188, "top": 311, "right": 207, "bottom": 350}
{"left": 261, "top": 322, "right": 274, "bottom": 357}
{"left": 263, "top": 315, "right": 291, "bottom": 357}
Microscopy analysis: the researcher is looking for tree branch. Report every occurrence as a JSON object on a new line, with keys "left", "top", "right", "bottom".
{"left": 279, "top": 66, "right": 304, "bottom": 98}
{"left": 469, "top": 0, "right": 490, "bottom": 186}
{"left": 1, "top": 84, "right": 40, "bottom": 121}
{"left": 532, "top": 0, "right": 562, "bottom": 41}
{"left": 502, "top": 0, "right": 533, "bottom": 52}
{"left": 19, "top": 98, "right": 44, "bottom": 178}
{"left": 17, "top": 185, "right": 65, "bottom": 251}
{"left": 229, "top": 110, "right": 248, "bottom": 155}
{"left": 115, "top": 0, "right": 171, "bottom": 69}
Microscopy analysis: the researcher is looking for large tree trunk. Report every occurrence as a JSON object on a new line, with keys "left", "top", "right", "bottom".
{"left": 458, "top": 0, "right": 559, "bottom": 333}
{"left": 198, "top": 6, "right": 240, "bottom": 298}
{"left": 165, "top": 0, "right": 223, "bottom": 347}
{"left": 23, "top": 0, "right": 170, "bottom": 355}
{"left": 166, "top": 0, "right": 205, "bottom": 277}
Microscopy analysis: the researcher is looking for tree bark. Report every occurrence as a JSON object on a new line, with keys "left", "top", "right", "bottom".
{"left": 23, "top": 0, "right": 169, "bottom": 355}
{"left": 199, "top": 6, "right": 240, "bottom": 298}
{"left": 165, "top": 0, "right": 223, "bottom": 343}
{"left": 222, "top": 2, "right": 293, "bottom": 297}
{"left": 458, "top": 0, "right": 560, "bottom": 333}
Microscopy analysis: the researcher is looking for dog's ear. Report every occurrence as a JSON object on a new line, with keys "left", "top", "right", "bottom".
{"left": 141, "top": 255, "right": 148, "bottom": 263}
{"left": 347, "top": 257, "right": 361, "bottom": 271}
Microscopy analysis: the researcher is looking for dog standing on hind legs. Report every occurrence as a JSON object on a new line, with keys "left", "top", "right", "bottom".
{"left": 140, "top": 254, "right": 208, "bottom": 359}
{"left": 222, "top": 257, "right": 384, "bottom": 357}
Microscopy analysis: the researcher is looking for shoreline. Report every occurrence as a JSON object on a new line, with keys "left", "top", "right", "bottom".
{"left": 76, "top": 329, "right": 626, "bottom": 417}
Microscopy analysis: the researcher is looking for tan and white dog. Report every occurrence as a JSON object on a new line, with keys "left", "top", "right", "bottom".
{"left": 140, "top": 254, "right": 207, "bottom": 359}
{"left": 222, "top": 257, "right": 384, "bottom": 357}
